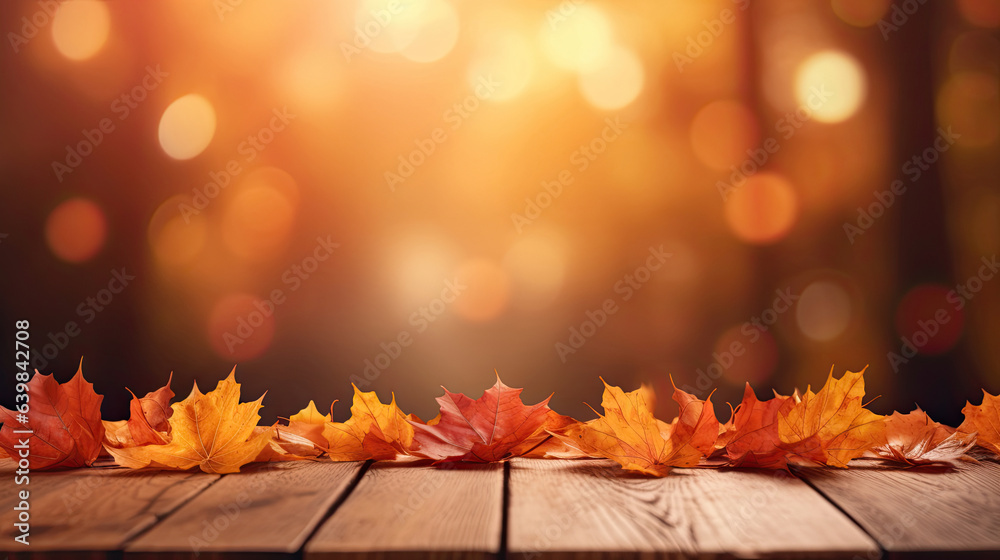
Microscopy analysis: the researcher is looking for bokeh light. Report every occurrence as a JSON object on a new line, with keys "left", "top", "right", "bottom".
{"left": 398, "top": 0, "right": 460, "bottom": 63}
{"left": 158, "top": 94, "right": 217, "bottom": 160}
{"left": 452, "top": 258, "right": 510, "bottom": 322}
{"left": 794, "top": 50, "right": 867, "bottom": 123}
{"left": 830, "top": 0, "right": 891, "bottom": 27}
{"left": 221, "top": 169, "right": 299, "bottom": 262}
{"left": 51, "top": 0, "right": 111, "bottom": 61}
{"left": 578, "top": 45, "right": 645, "bottom": 111}
{"left": 724, "top": 173, "right": 799, "bottom": 244}
{"left": 937, "top": 72, "right": 1000, "bottom": 147}
{"left": 715, "top": 325, "right": 780, "bottom": 386}
{"left": 796, "top": 281, "right": 853, "bottom": 341}
{"left": 45, "top": 198, "right": 107, "bottom": 263}
{"left": 689, "top": 100, "right": 759, "bottom": 170}
{"left": 467, "top": 32, "right": 535, "bottom": 103}
{"left": 539, "top": 4, "right": 613, "bottom": 73}
{"left": 207, "top": 294, "right": 276, "bottom": 361}
{"left": 895, "top": 284, "right": 964, "bottom": 355}
{"left": 148, "top": 195, "right": 208, "bottom": 267}
{"left": 502, "top": 231, "right": 568, "bottom": 310}
{"left": 957, "top": 0, "right": 1000, "bottom": 27}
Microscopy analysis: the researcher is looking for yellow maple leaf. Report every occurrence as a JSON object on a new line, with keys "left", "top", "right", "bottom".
{"left": 776, "top": 366, "right": 886, "bottom": 468}
{"left": 554, "top": 379, "right": 705, "bottom": 477}
{"left": 106, "top": 368, "right": 271, "bottom": 474}
{"left": 322, "top": 385, "right": 414, "bottom": 461}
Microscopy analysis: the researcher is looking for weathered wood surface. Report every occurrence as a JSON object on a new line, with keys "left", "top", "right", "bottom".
{"left": 0, "top": 466, "right": 217, "bottom": 557}
{"left": 2, "top": 456, "right": 1000, "bottom": 559}
{"left": 126, "top": 460, "right": 361, "bottom": 558}
{"left": 305, "top": 460, "right": 504, "bottom": 560}
{"left": 508, "top": 458, "right": 880, "bottom": 559}
{"left": 799, "top": 458, "right": 1000, "bottom": 559}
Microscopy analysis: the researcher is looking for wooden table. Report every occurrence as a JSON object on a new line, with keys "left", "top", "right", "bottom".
{"left": 2, "top": 457, "right": 998, "bottom": 559}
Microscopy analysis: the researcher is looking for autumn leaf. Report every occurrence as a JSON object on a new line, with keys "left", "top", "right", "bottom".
{"left": 870, "top": 408, "right": 976, "bottom": 466}
{"left": 668, "top": 380, "right": 720, "bottom": 458}
{"left": 552, "top": 379, "right": 708, "bottom": 476}
{"left": 103, "top": 373, "right": 174, "bottom": 448}
{"left": 958, "top": 390, "right": 1000, "bottom": 456}
{"left": 0, "top": 362, "right": 104, "bottom": 470}
{"left": 254, "top": 425, "right": 324, "bottom": 462}
{"left": 410, "top": 374, "right": 551, "bottom": 462}
{"left": 510, "top": 411, "right": 587, "bottom": 459}
{"left": 105, "top": 368, "right": 271, "bottom": 474}
{"left": 322, "top": 385, "right": 414, "bottom": 461}
{"left": 719, "top": 384, "right": 792, "bottom": 469}
{"left": 776, "top": 367, "right": 886, "bottom": 468}
{"left": 282, "top": 400, "right": 331, "bottom": 448}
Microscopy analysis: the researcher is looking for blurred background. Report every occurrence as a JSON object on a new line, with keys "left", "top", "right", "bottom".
{"left": 1, "top": 0, "right": 998, "bottom": 426}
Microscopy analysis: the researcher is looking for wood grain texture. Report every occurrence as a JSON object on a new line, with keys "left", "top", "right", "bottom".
{"left": 508, "top": 458, "right": 880, "bottom": 560}
{"left": 0, "top": 466, "right": 217, "bottom": 557}
{"left": 799, "top": 458, "right": 1000, "bottom": 558}
{"left": 125, "top": 461, "right": 361, "bottom": 558}
{"left": 304, "top": 460, "right": 503, "bottom": 560}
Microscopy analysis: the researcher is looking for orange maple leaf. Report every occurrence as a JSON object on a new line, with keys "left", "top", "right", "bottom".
{"left": 410, "top": 374, "right": 551, "bottom": 462}
{"left": 105, "top": 368, "right": 271, "bottom": 473}
{"left": 958, "top": 390, "right": 1000, "bottom": 456}
{"left": 509, "top": 410, "right": 587, "bottom": 459}
{"left": 719, "top": 384, "right": 792, "bottom": 469}
{"left": 104, "top": 373, "right": 174, "bottom": 448}
{"left": 322, "top": 385, "right": 415, "bottom": 461}
{"left": 552, "top": 379, "right": 715, "bottom": 476}
{"left": 0, "top": 362, "right": 104, "bottom": 470}
{"left": 870, "top": 407, "right": 976, "bottom": 466}
{"left": 281, "top": 399, "right": 331, "bottom": 448}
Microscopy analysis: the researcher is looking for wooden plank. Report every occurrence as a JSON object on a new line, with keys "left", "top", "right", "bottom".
{"left": 304, "top": 460, "right": 503, "bottom": 560}
{"left": 0, "top": 466, "right": 217, "bottom": 557}
{"left": 508, "top": 458, "right": 880, "bottom": 559}
{"left": 125, "top": 460, "right": 361, "bottom": 558}
{"left": 799, "top": 458, "right": 1000, "bottom": 558}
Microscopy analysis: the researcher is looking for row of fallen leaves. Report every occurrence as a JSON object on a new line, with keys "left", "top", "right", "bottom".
{"left": 1, "top": 362, "right": 998, "bottom": 476}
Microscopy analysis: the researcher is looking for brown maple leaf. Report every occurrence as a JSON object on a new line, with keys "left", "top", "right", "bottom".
{"left": 958, "top": 390, "right": 1000, "bottom": 456}
{"left": 409, "top": 374, "right": 551, "bottom": 462}
{"left": 105, "top": 368, "right": 271, "bottom": 473}
{"left": 552, "top": 379, "right": 713, "bottom": 476}
{"left": 870, "top": 407, "right": 976, "bottom": 466}
{"left": 322, "top": 385, "right": 415, "bottom": 461}
{"left": 0, "top": 362, "right": 104, "bottom": 469}
{"left": 104, "top": 373, "right": 174, "bottom": 448}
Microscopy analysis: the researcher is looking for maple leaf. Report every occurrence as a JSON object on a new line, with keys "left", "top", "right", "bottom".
{"left": 103, "top": 373, "right": 174, "bottom": 448}
{"left": 509, "top": 411, "right": 587, "bottom": 459}
{"left": 409, "top": 374, "right": 551, "bottom": 462}
{"left": 721, "top": 384, "right": 794, "bottom": 469}
{"left": 776, "top": 367, "right": 886, "bottom": 468}
{"left": 322, "top": 385, "right": 415, "bottom": 461}
{"left": 105, "top": 368, "right": 271, "bottom": 474}
{"left": 281, "top": 400, "right": 331, "bottom": 448}
{"left": 0, "top": 362, "right": 104, "bottom": 469}
{"left": 870, "top": 408, "right": 976, "bottom": 466}
{"left": 254, "top": 425, "right": 324, "bottom": 462}
{"left": 552, "top": 379, "right": 709, "bottom": 476}
{"left": 958, "top": 390, "right": 1000, "bottom": 456}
